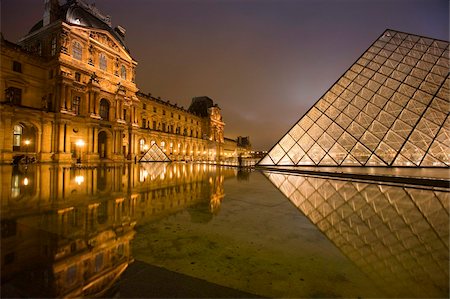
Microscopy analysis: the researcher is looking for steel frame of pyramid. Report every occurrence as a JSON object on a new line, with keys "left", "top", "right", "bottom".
{"left": 259, "top": 29, "right": 449, "bottom": 167}
{"left": 139, "top": 143, "right": 171, "bottom": 162}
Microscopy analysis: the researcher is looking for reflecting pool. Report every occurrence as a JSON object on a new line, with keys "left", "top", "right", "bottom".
{"left": 1, "top": 163, "right": 448, "bottom": 298}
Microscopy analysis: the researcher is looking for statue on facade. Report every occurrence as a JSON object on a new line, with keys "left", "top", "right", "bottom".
{"left": 89, "top": 72, "right": 100, "bottom": 84}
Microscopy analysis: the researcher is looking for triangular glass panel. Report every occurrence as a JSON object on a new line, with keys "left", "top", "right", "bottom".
{"left": 341, "top": 154, "right": 361, "bottom": 166}
{"left": 366, "top": 154, "right": 387, "bottom": 166}
{"left": 350, "top": 142, "right": 372, "bottom": 165}
{"left": 319, "top": 154, "right": 338, "bottom": 166}
{"left": 298, "top": 154, "right": 314, "bottom": 166}
{"left": 392, "top": 154, "right": 416, "bottom": 167}
{"left": 278, "top": 154, "right": 295, "bottom": 166}
{"left": 258, "top": 155, "right": 273, "bottom": 165}
{"left": 420, "top": 154, "right": 445, "bottom": 167}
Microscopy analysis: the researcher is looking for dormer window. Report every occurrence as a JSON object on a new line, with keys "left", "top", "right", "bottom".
{"left": 99, "top": 53, "right": 107, "bottom": 71}
{"left": 51, "top": 37, "right": 57, "bottom": 56}
{"left": 120, "top": 65, "right": 127, "bottom": 80}
{"left": 72, "top": 41, "right": 82, "bottom": 61}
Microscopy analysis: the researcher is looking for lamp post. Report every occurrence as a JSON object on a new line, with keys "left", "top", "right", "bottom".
{"left": 24, "top": 139, "right": 30, "bottom": 164}
{"left": 76, "top": 140, "right": 85, "bottom": 164}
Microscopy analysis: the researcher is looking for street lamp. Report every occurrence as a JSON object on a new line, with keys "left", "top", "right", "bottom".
{"left": 24, "top": 139, "right": 30, "bottom": 164}
{"left": 76, "top": 139, "right": 85, "bottom": 164}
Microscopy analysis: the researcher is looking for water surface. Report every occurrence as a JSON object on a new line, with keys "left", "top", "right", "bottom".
{"left": 1, "top": 163, "right": 448, "bottom": 298}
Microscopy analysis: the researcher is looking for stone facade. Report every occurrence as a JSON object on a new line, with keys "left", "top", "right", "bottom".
{"left": 0, "top": 0, "right": 240, "bottom": 164}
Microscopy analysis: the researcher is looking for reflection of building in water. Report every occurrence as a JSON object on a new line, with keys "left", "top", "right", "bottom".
{"left": 1, "top": 163, "right": 235, "bottom": 297}
{"left": 265, "top": 172, "right": 449, "bottom": 298}
{"left": 1, "top": 166, "right": 136, "bottom": 297}
{"left": 132, "top": 163, "right": 233, "bottom": 224}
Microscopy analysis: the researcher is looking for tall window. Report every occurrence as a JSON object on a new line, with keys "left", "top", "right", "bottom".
{"left": 99, "top": 99, "right": 109, "bottom": 120}
{"left": 140, "top": 139, "right": 146, "bottom": 153}
{"left": 72, "top": 96, "right": 81, "bottom": 115}
{"left": 51, "top": 37, "right": 57, "bottom": 56}
{"left": 37, "top": 42, "right": 42, "bottom": 56}
{"left": 120, "top": 65, "right": 127, "bottom": 80}
{"left": 6, "top": 87, "right": 22, "bottom": 105}
{"left": 99, "top": 53, "right": 107, "bottom": 71}
{"left": 72, "top": 41, "right": 82, "bottom": 60}
{"left": 13, "top": 125, "right": 22, "bottom": 150}
{"left": 13, "top": 61, "right": 22, "bottom": 73}
{"left": 142, "top": 118, "right": 146, "bottom": 128}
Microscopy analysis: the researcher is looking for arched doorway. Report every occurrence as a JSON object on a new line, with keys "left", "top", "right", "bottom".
{"left": 98, "top": 131, "right": 107, "bottom": 158}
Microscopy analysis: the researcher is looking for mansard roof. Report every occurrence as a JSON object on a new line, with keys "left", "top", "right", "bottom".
{"left": 28, "top": 0, "right": 129, "bottom": 53}
{"left": 259, "top": 29, "right": 449, "bottom": 167}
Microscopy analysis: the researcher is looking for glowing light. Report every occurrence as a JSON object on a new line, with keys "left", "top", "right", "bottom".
{"left": 76, "top": 140, "right": 85, "bottom": 147}
{"left": 24, "top": 140, "right": 31, "bottom": 146}
{"left": 23, "top": 177, "right": 29, "bottom": 186}
{"left": 75, "top": 175, "right": 84, "bottom": 185}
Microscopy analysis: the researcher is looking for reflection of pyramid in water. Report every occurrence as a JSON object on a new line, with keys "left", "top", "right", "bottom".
{"left": 259, "top": 29, "right": 449, "bottom": 167}
{"left": 139, "top": 144, "right": 171, "bottom": 162}
{"left": 264, "top": 171, "right": 449, "bottom": 298}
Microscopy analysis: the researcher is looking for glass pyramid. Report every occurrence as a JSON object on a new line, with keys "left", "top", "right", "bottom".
{"left": 139, "top": 143, "right": 171, "bottom": 162}
{"left": 259, "top": 29, "right": 449, "bottom": 167}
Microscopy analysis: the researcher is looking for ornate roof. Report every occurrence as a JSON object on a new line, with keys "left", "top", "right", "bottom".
{"left": 28, "top": 0, "right": 129, "bottom": 53}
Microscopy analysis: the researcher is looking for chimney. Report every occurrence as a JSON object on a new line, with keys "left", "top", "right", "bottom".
{"left": 43, "top": 0, "right": 59, "bottom": 26}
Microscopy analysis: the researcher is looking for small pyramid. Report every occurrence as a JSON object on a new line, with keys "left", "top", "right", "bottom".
{"left": 259, "top": 29, "right": 449, "bottom": 167}
{"left": 139, "top": 143, "right": 171, "bottom": 162}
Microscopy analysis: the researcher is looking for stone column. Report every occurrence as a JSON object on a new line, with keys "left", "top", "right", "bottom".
{"left": 93, "top": 127, "right": 98, "bottom": 153}
{"left": 93, "top": 92, "right": 99, "bottom": 115}
{"left": 59, "top": 84, "right": 66, "bottom": 110}
{"left": 88, "top": 91, "right": 94, "bottom": 114}
{"left": 58, "top": 123, "right": 65, "bottom": 153}
{"left": 115, "top": 98, "right": 120, "bottom": 119}
{"left": 87, "top": 126, "right": 92, "bottom": 154}
{"left": 65, "top": 85, "right": 71, "bottom": 110}
{"left": 84, "top": 92, "right": 89, "bottom": 115}
{"left": 64, "top": 124, "right": 70, "bottom": 154}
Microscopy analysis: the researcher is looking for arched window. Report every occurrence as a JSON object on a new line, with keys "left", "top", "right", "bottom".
{"left": 99, "top": 53, "right": 107, "bottom": 71}
{"left": 99, "top": 99, "right": 110, "bottom": 120}
{"left": 13, "top": 125, "right": 22, "bottom": 150}
{"left": 139, "top": 139, "right": 146, "bottom": 153}
{"left": 72, "top": 41, "right": 82, "bottom": 60}
{"left": 120, "top": 65, "right": 127, "bottom": 80}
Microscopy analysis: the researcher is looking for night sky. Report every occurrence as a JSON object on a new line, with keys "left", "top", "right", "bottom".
{"left": 2, "top": 0, "right": 448, "bottom": 150}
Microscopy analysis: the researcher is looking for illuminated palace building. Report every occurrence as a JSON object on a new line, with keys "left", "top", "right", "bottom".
{"left": 0, "top": 0, "right": 248, "bottom": 164}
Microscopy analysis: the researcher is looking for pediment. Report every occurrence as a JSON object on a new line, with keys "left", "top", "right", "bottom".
{"left": 71, "top": 26, "right": 133, "bottom": 61}
{"left": 89, "top": 29, "right": 133, "bottom": 61}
